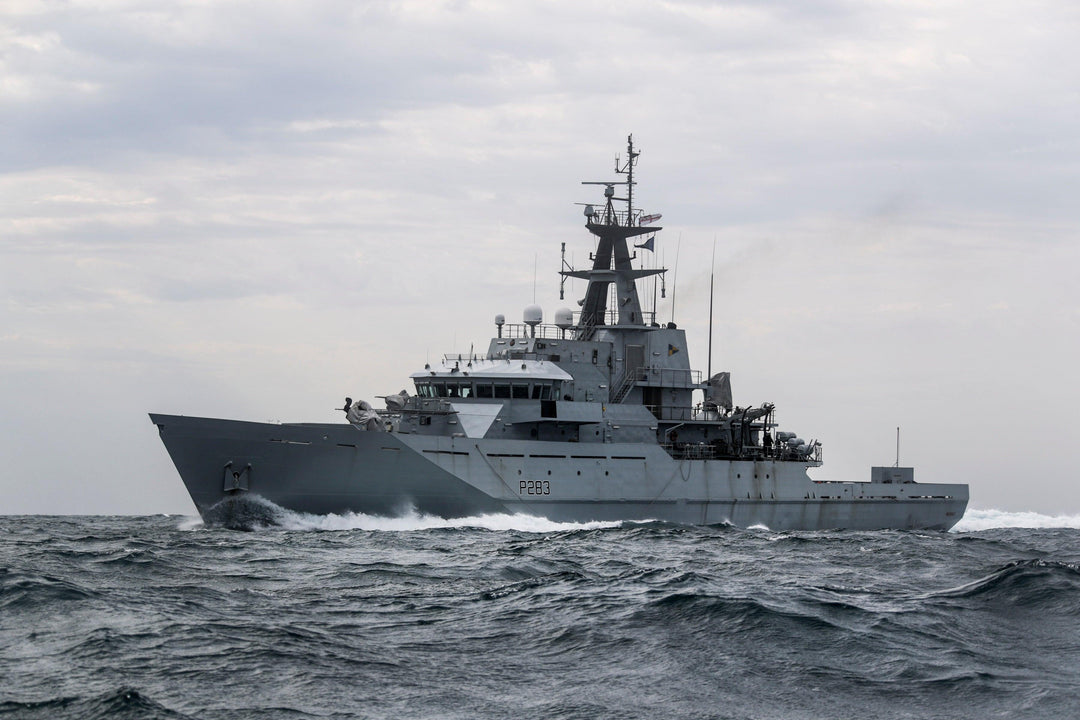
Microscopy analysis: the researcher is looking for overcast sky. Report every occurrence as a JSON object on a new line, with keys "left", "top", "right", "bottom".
{"left": 2, "top": 0, "right": 1078, "bottom": 516}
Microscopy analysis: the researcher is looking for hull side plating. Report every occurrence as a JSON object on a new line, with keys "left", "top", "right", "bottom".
{"left": 152, "top": 414, "right": 967, "bottom": 530}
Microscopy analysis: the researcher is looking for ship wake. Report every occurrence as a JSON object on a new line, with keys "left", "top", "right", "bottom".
{"left": 183, "top": 498, "right": 1080, "bottom": 533}
{"left": 185, "top": 494, "right": 623, "bottom": 533}
{"left": 952, "top": 508, "right": 1080, "bottom": 531}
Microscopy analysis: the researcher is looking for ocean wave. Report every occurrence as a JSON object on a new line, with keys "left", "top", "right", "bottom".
{"left": 0, "top": 570, "right": 99, "bottom": 609}
{"left": 0, "top": 687, "right": 194, "bottom": 720}
{"left": 477, "top": 570, "right": 586, "bottom": 601}
{"left": 927, "top": 559, "right": 1080, "bottom": 605}
{"left": 2, "top": 513, "right": 1077, "bottom": 720}
{"left": 175, "top": 516, "right": 204, "bottom": 532}
{"left": 952, "top": 508, "right": 1080, "bottom": 531}
{"left": 644, "top": 592, "right": 843, "bottom": 633}
{"left": 183, "top": 494, "right": 622, "bottom": 534}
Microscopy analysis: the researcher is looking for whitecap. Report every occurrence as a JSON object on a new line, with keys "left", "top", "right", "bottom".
{"left": 272, "top": 506, "right": 622, "bottom": 533}
{"left": 952, "top": 508, "right": 1080, "bottom": 531}
{"left": 176, "top": 516, "right": 205, "bottom": 531}
{"left": 179, "top": 494, "right": 621, "bottom": 533}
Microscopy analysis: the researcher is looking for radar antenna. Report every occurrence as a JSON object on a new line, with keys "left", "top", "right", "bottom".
{"left": 617, "top": 134, "right": 640, "bottom": 226}
{"left": 565, "top": 135, "right": 666, "bottom": 333}
{"left": 580, "top": 134, "right": 640, "bottom": 225}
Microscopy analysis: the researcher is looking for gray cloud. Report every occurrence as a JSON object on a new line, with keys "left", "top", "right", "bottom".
{"left": 1, "top": 0, "right": 1078, "bottom": 514}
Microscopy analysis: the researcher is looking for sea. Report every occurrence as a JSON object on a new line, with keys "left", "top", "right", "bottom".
{"left": 1, "top": 505, "right": 1078, "bottom": 720}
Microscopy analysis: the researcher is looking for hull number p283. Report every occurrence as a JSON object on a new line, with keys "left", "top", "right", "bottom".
{"left": 520, "top": 480, "right": 551, "bottom": 495}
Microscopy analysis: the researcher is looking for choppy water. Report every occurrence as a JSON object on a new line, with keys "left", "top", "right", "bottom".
{"left": 2, "top": 506, "right": 1078, "bottom": 720}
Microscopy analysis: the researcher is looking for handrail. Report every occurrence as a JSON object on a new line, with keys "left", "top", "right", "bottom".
{"left": 609, "top": 366, "right": 638, "bottom": 403}
{"left": 660, "top": 441, "right": 822, "bottom": 464}
{"left": 494, "top": 312, "right": 660, "bottom": 341}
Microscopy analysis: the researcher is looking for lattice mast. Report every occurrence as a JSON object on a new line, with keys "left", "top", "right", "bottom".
{"left": 561, "top": 135, "right": 666, "bottom": 338}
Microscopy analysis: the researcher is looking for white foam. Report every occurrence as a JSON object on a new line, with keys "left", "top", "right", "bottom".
{"left": 176, "top": 502, "right": 1080, "bottom": 533}
{"left": 952, "top": 508, "right": 1080, "bottom": 532}
{"left": 269, "top": 505, "right": 620, "bottom": 533}
{"left": 177, "top": 516, "right": 205, "bottom": 531}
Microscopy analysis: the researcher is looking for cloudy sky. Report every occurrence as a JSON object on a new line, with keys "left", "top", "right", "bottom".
{"left": 2, "top": 0, "right": 1078, "bottom": 515}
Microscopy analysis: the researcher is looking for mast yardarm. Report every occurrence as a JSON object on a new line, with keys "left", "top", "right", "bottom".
{"left": 563, "top": 134, "right": 665, "bottom": 336}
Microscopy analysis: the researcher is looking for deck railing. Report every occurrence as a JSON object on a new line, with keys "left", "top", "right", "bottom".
{"left": 661, "top": 442, "right": 822, "bottom": 464}
{"left": 495, "top": 310, "right": 660, "bottom": 340}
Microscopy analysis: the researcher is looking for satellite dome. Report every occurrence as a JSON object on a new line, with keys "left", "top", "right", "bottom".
{"left": 554, "top": 307, "right": 574, "bottom": 329}
{"left": 523, "top": 305, "right": 542, "bottom": 327}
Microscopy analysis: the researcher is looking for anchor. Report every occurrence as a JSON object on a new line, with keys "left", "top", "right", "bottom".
{"left": 222, "top": 461, "right": 251, "bottom": 493}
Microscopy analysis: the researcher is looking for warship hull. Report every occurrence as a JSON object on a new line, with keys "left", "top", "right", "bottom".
{"left": 152, "top": 413, "right": 968, "bottom": 530}
{"left": 151, "top": 137, "right": 970, "bottom": 530}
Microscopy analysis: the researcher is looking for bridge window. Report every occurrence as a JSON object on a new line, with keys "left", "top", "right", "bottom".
{"left": 461, "top": 380, "right": 564, "bottom": 400}
{"left": 415, "top": 381, "right": 480, "bottom": 398}
{"left": 445, "top": 383, "right": 472, "bottom": 398}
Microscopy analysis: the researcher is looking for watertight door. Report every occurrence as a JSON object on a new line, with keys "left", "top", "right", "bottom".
{"left": 625, "top": 345, "right": 645, "bottom": 378}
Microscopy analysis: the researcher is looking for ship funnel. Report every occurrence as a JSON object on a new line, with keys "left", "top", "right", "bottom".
{"left": 523, "top": 305, "right": 542, "bottom": 338}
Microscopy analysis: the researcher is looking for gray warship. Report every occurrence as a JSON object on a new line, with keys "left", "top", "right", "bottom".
{"left": 152, "top": 137, "right": 968, "bottom": 530}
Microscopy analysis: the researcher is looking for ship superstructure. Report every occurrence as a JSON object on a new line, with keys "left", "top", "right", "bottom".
{"left": 152, "top": 137, "right": 968, "bottom": 529}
